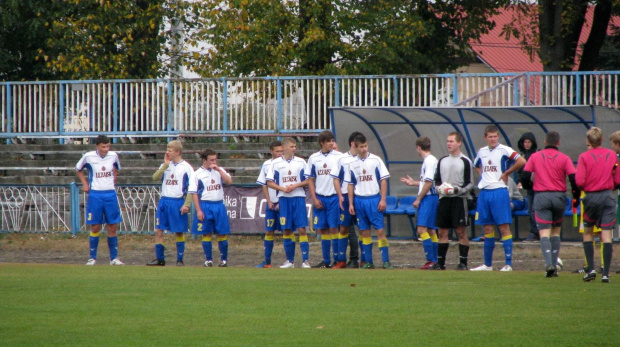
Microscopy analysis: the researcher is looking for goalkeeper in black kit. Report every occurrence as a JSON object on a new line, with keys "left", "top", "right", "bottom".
{"left": 434, "top": 132, "right": 475, "bottom": 270}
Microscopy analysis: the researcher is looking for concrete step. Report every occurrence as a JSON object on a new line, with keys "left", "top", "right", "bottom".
{"left": 0, "top": 175, "right": 259, "bottom": 185}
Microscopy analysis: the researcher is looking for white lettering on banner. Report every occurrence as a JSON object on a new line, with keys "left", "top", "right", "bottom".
{"left": 240, "top": 197, "right": 257, "bottom": 219}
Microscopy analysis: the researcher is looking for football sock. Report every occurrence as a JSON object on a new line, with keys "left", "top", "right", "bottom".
{"left": 483, "top": 233, "right": 495, "bottom": 266}
{"left": 321, "top": 234, "right": 331, "bottom": 264}
{"left": 419, "top": 232, "right": 433, "bottom": 262}
{"left": 176, "top": 234, "right": 185, "bottom": 261}
{"left": 583, "top": 241, "right": 594, "bottom": 272}
{"left": 89, "top": 231, "right": 100, "bottom": 259}
{"left": 501, "top": 235, "right": 513, "bottom": 266}
{"left": 107, "top": 236, "right": 118, "bottom": 261}
{"left": 378, "top": 239, "right": 389, "bottom": 263}
{"left": 264, "top": 234, "right": 274, "bottom": 264}
{"left": 431, "top": 234, "right": 439, "bottom": 263}
{"left": 331, "top": 234, "right": 339, "bottom": 262}
{"left": 362, "top": 237, "right": 373, "bottom": 264}
{"left": 283, "top": 234, "right": 295, "bottom": 262}
{"left": 155, "top": 243, "right": 165, "bottom": 261}
{"left": 299, "top": 235, "right": 309, "bottom": 262}
{"left": 458, "top": 244, "right": 469, "bottom": 265}
{"left": 550, "top": 236, "right": 561, "bottom": 268}
{"left": 602, "top": 242, "right": 612, "bottom": 277}
{"left": 338, "top": 233, "right": 349, "bottom": 262}
{"left": 217, "top": 236, "right": 228, "bottom": 262}
{"left": 437, "top": 243, "right": 449, "bottom": 268}
{"left": 359, "top": 239, "right": 366, "bottom": 263}
{"left": 540, "top": 237, "right": 552, "bottom": 268}
{"left": 202, "top": 235, "right": 213, "bottom": 261}
{"left": 348, "top": 230, "right": 359, "bottom": 261}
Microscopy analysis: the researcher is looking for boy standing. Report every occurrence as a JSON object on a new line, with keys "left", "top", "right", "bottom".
{"left": 147, "top": 140, "right": 193, "bottom": 266}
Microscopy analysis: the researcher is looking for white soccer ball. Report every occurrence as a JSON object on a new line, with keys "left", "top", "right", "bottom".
{"left": 437, "top": 182, "right": 454, "bottom": 196}
{"left": 556, "top": 258, "right": 563, "bottom": 271}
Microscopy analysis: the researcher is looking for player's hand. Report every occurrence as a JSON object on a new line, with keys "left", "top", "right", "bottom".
{"left": 284, "top": 185, "right": 295, "bottom": 193}
{"left": 196, "top": 210, "right": 205, "bottom": 221}
{"left": 209, "top": 163, "right": 219, "bottom": 170}
{"left": 500, "top": 173, "right": 508, "bottom": 185}
{"left": 378, "top": 200, "right": 386, "bottom": 212}
{"left": 400, "top": 175, "right": 416, "bottom": 186}
{"left": 313, "top": 198, "right": 324, "bottom": 209}
{"left": 164, "top": 152, "right": 171, "bottom": 165}
{"left": 413, "top": 198, "right": 420, "bottom": 209}
{"left": 268, "top": 201, "right": 275, "bottom": 210}
{"left": 180, "top": 206, "right": 190, "bottom": 215}
{"left": 81, "top": 185, "right": 90, "bottom": 193}
{"left": 338, "top": 195, "right": 344, "bottom": 210}
{"left": 349, "top": 205, "right": 356, "bottom": 215}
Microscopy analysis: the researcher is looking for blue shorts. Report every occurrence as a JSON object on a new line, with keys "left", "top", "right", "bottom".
{"left": 354, "top": 194, "right": 384, "bottom": 231}
{"left": 156, "top": 197, "right": 189, "bottom": 233}
{"left": 313, "top": 195, "right": 340, "bottom": 229}
{"left": 192, "top": 200, "right": 230, "bottom": 235}
{"left": 475, "top": 188, "right": 512, "bottom": 226}
{"left": 279, "top": 197, "right": 308, "bottom": 230}
{"left": 265, "top": 203, "right": 281, "bottom": 232}
{"left": 339, "top": 195, "right": 355, "bottom": 227}
{"left": 417, "top": 194, "right": 438, "bottom": 229}
{"left": 85, "top": 190, "right": 122, "bottom": 225}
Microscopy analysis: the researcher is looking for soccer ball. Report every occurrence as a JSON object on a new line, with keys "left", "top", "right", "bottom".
{"left": 437, "top": 182, "right": 454, "bottom": 196}
{"left": 556, "top": 258, "right": 563, "bottom": 271}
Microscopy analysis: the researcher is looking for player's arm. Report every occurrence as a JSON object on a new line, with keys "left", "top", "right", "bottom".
{"left": 334, "top": 177, "right": 345, "bottom": 210}
{"left": 378, "top": 178, "right": 387, "bottom": 212}
{"left": 348, "top": 183, "right": 355, "bottom": 215}
{"left": 153, "top": 163, "right": 169, "bottom": 182}
{"left": 75, "top": 169, "right": 90, "bottom": 193}
{"left": 307, "top": 177, "right": 322, "bottom": 209}
{"left": 218, "top": 167, "right": 233, "bottom": 185}
{"left": 400, "top": 175, "right": 419, "bottom": 186}
{"left": 192, "top": 193, "right": 204, "bottom": 221}
{"left": 267, "top": 180, "right": 287, "bottom": 193}
{"left": 261, "top": 185, "right": 275, "bottom": 210}
{"left": 501, "top": 155, "right": 526, "bottom": 183}
{"left": 414, "top": 180, "right": 433, "bottom": 208}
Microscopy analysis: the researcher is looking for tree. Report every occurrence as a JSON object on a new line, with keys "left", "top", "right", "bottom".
{"left": 502, "top": 1, "right": 619, "bottom": 71}
{"left": 184, "top": 0, "right": 508, "bottom": 77}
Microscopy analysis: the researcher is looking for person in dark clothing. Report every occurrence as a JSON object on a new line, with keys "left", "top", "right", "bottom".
{"left": 516, "top": 132, "right": 539, "bottom": 242}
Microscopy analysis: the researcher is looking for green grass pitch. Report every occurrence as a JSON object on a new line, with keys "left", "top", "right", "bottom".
{"left": 1, "top": 264, "right": 619, "bottom": 346}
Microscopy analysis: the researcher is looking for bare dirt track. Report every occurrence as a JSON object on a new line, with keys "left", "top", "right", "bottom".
{"left": 1, "top": 233, "right": 617, "bottom": 274}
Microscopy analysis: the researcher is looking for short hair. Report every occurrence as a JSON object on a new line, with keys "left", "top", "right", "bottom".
{"left": 415, "top": 137, "right": 431, "bottom": 151}
{"left": 484, "top": 125, "right": 499, "bottom": 137}
{"left": 545, "top": 131, "right": 560, "bottom": 146}
{"left": 167, "top": 140, "right": 183, "bottom": 153}
{"left": 586, "top": 127, "right": 603, "bottom": 147}
{"left": 348, "top": 131, "right": 363, "bottom": 146}
{"left": 281, "top": 137, "right": 296, "bottom": 147}
{"left": 199, "top": 148, "right": 217, "bottom": 160}
{"left": 94, "top": 135, "right": 111, "bottom": 145}
{"left": 448, "top": 132, "right": 463, "bottom": 143}
{"left": 353, "top": 133, "right": 367, "bottom": 146}
{"left": 610, "top": 130, "right": 620, "bottom": 145}
{"left": 318, "top": 130, "right": 335, "bottom": 144}
{"left": 269, "top": 140, "right": 282, "bottom": 150}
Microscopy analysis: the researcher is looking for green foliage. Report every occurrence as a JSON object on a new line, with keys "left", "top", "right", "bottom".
{"left": 2, "top": 264, "right": 619, "bottom": 346}
{"left": 185, "top": 0, "right": 508, "bottom": 77}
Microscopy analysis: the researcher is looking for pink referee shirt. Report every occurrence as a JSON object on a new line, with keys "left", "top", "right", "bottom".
{"left": 523, "top": 147, "right": 575, "bottom": 192}
{"left": 575, "top": 147, "right": 620, "bottom": 192}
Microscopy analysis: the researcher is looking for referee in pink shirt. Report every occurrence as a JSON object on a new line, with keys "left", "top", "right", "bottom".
{"left": 520, "top": 131, "right": 580, "bottom": 278}
{"left": 575, "top": 127, "right": 620, "bottom": 283}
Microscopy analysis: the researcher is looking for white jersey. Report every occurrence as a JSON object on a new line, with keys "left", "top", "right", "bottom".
{"left": 419, "top": 154, "right": 438, "bottom": 196}
{"left": 305, "top": 150, "right": 342, "bottom": 196}
{"left": 344, "top": 153, "right": 390, "bottom": 196}
{"left": 159, "top": 160, "right": 194, "bottom": 198}
{"left": 473, "top": 144, "right": 520, "bottom": 190}
{"left": 266, "top": 156, "right": 307, "bottom": 198}
{"left": 330, "top": 151, "right": 358, "bottom": 195}
{"left": 75, "top": 150, "right": 121, "bottom": 191}
{"left": 188, "top": 166, "right": 231, "bottom": 201}
{"left": 257, "top": 158, "right": 279, "bottom": 204}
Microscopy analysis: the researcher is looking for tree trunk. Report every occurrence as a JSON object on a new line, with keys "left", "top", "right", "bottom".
{"left": 578, "top": 0, "right": 612, "bottom": 71}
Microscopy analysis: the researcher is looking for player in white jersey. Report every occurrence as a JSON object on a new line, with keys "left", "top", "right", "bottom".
{"left": 75, "top": 135, "right": 123, "bottom": 266}
{"left": 146, "top": 140, "right": 193, "bottom": 267}
{"left": 189, "top": 149, "right": 233, "bottom": 267}
{"left": 255, "top": 140, "right": 284, "bottom": 268}
{"left": 400, "top": 136, "right": 439, "bottom": 269}
{"left": 266, "top": 137, "right": 311, "bottom": 268}
{"left": 471, "top": 125, "right": 525, "bottom": 271}
{"left": 345, "top": 133, "right": 393, "bottom": 269}
{"left": 331, "top": 135, "right": 361, "bottom": 268}
{"left": 306, "top": 130, "right": 344, "bottom": 268}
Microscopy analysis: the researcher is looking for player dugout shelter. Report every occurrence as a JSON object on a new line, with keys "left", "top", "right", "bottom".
{"left": 329, "top": 106, "right": 620, "bottom": 239}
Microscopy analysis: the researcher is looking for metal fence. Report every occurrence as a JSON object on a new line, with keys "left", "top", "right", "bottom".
{"left": 1, "top": 71, "right": 618, "bottom": 140}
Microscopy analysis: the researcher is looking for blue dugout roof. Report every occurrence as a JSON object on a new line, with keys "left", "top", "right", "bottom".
{"left": 329, "top": 106, "right": 620, "bottom": 196}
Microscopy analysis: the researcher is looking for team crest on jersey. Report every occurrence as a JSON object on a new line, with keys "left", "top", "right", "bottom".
{"left": 101, "top": 166, "right": 106, "bottom": 171}
{"left": 488, "top": 160, "right": 492, "bottom": 165}
{"left": 323, "top": 163, "right": 327, "bottom": 168}
{"left": 288, "top": 170, "right": 292, "bottom": 175}
{"left": 171, "top": 174, "right": 175, "bottom": 179}
{"left": 211, "top": 179, "right": 215, "bottom": 184}
{"left": 363, "top": 169, "right": 366, "bottom": 174}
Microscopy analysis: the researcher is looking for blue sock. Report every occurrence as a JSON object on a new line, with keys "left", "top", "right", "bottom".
{"left": 363, "top": 243, "right": 373, "bottom": 264}
{"left": 300, "top": 241, "right": 309, "bottom": 262}
{"left": 155, "top": 243, "right": 165, "bottom": 261}
{"left": 359, "top": 240, "right": 366, "bottom": 262}
{"left": 338, "top": 237, "right": 348, "bottom": 262}
{"left": 264, "top": 239, "right": 274, "bottom": 264}
{"left": 321, "top": 239, "right": 331, "bottom": 264}
{"left": 202, "top": 241, "right": 213, "bottom": 261}
{"left": 283, "top": 238, "right": 295, "bottom": 262}
{"left": 502, "top": 238, "right": 513, "bottom": 266}
{"left": 176, "top": 242, "right": 185, "bottom": 262}
{"left": 218, "top": 240, "right": 228, "bottom": 262}
{"left": 89, "top": 235, "right": 99, "bottom": 259}
{"left": 380, "top": 246, "right": 389, "bottom": 263}
{"left": 484, "top": 237, "right": 495, "bottom": 266}
{"left": 332, "top": 238, "right": 339, "bottom": 262}
{"left": 432, "top": 241, "right": 438, "bottom": 263}
{"left": 107, "top": 236, "right": 118, "bottom": 261}
{"left": 422, "top": 239, "right": 433, "bottom": 262}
